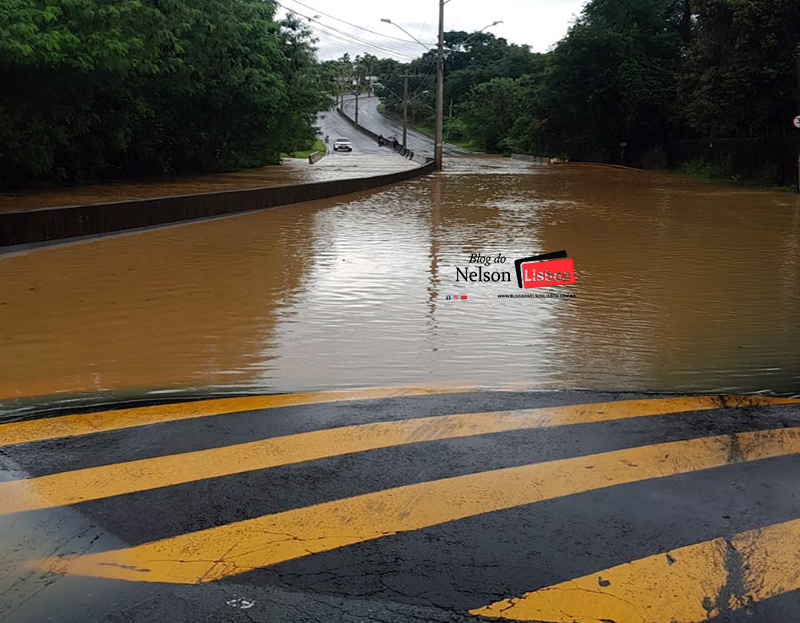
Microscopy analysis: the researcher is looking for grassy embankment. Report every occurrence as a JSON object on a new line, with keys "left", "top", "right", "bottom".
{"left": 376, "top": 103, "right": 476, "bottom": 151}
{"left": 281, "top": 138, "right": 325, "bottom": 159}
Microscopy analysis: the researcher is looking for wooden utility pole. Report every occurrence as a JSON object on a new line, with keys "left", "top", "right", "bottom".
{"left": 796, "top": 43, "right": 799, "bottom": 193}
{"left": 354, "top": 76, "right": 360, "bottom": 125}
{"left": 403, "top": 75, "right": 409, "bottom": 149}
{"left": 434, "top": 0, "right": 444, "bottom": 170}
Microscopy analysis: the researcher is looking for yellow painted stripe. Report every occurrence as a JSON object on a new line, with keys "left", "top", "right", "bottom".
{"left": 472, "top": 517, "right": 800, "bottom": 623}
{"left": 0, "top": 387, "right": 466, "bottom": 447}
{"left": 3, "top": 393, "right": 796, "bottom": 449}
{"left": 2, "top": 395, "right": 793, "bottom": 515}
{"left": 33, "top": 425, "right": 800, "bottom": 585}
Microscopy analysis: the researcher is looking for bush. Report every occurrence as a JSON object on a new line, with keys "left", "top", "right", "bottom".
{"left": 753, "top": 161, "right": 781, "bottom": 187}
{"left": 443, "top": 118, "right": 468, "bottom": 142}
{"left": 679, "top": 153, "right": 734, "bottom": 179}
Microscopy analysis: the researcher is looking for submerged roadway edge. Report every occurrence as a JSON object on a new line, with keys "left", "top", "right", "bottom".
{"left": 0, "top": 148, "right": 434, "bottom": 251}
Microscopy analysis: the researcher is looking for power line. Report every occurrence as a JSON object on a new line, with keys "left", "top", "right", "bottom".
{"left": 310, "top": 22, "right": 418, "bottom": 59}
{"left": 283, "top": 0, "right": 435, "bottom": 47}
{"left": 312, "top": 25, "right": 420, "bottom": 59}
{"left": 410, "top": 61, "right": 435, "bottom": 98}
{"left": 275, "top": 1, "right": 421, "bottom": 59}
{"left": 311, "top": 30, "right": 410, "bottom": 61}
{"left": 308, "top": 22, "right": 418, "bottom": 59}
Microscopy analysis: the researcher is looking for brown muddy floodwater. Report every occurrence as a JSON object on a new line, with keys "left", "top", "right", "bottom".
{"left": 0, "top": 153, "right": 415, "bottom": 212}
{"left": 1, "top": 157, "right": 799, "bottom": 418}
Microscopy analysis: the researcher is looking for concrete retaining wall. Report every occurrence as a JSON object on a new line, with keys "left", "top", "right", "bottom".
{"left": 0, "top": 161, "right": 435, "bottom": 248}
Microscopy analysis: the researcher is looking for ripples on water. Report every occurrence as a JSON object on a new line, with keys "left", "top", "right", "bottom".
{"left": 1, "top": 158, "right": 799, "bottom": 418}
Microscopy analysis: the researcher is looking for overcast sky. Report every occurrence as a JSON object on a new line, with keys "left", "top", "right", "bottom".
{"left": 277, "top": 0, "right": 588, "bottom": 61}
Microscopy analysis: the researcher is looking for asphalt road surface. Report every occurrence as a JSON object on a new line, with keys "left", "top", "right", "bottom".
{"left": 341, "top": 97, "right": 470, "bottom": 158}
{"left": 3, "top": 390, "right": 800, "bottom": 622}
{"left": 315, "top": 108, "right": 393, "bottom": 156}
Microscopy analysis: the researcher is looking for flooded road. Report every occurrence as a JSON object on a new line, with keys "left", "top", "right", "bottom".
{"left": 0, "top": 148, "right": 415, "bottom": 213}
{"left": 1, "top": 158, "right": 799, "bottom": 418}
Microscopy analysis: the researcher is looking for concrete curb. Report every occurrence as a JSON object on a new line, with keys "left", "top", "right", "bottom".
{"left": 0, "top": 161, "right": 435, "bottom": 248}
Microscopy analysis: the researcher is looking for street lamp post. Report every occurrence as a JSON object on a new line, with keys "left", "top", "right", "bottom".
{"left": 403, "top": 75, "right": 408, "bottom": 148}
{"left": 380, "top": 19, "right": 430, "bottom": 49}
{"left": 434, "top": 0, "right": 445, "bottom": 170}
{"left": 382, "top": 11, "right": 501, "bottom": 170}
{"left": 459, "top": 20, "right": 503, "bottom": 48}
{"left": 353, "top": 77, "right": 360, "bottom": 125}
{"left": 796, "top": 43, "right": 800, "bottom": 193}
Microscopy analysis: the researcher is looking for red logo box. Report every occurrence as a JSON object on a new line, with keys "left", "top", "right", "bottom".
{"left": 519, "top": 258, "right": 575, "bottom": 289}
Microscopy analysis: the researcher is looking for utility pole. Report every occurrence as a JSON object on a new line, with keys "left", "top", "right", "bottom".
{"left": 434, "top": 0, "right": 445, "bottom": 170}
{"left": 403, "top": 75, "right": 409, "bottom": 149}
{"left": 796, "top": 43, "right": 800, "bottom": 193}
{"left": 336, "top": 76, "right": 346, "bottom": 109}
{"left": 354, "top": 78, "right": 360, "bottom": 125}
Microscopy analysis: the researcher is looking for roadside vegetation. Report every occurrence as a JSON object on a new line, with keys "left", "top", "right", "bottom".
{"left": 0, "top": 0, "right": 328, "bottom": 188}
{"left": 282, "top": 138, "right": 325, "bottom": 160}
{"left": 4, "top": 0, "right": 797, "bottom": 189}
{"left": 678, "top": 155, "right": 736, "bottom": 180}
{"left": 374, "top": 103, "right": 477, "bottom": 151}
{"left": 678, "top": 155, "right": 790, "bottom": 190}
{"left": 331, "top": 0, "right": 798, "bottom": 186}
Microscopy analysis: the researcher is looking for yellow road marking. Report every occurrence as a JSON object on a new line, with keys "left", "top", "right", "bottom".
{"left": 471, "top": 517, "right": 800, "bottom": 623}
{"left": 0, "top": 387, "right": 465, "bottom": 447}
{"left": 33, "top": 426, "right": 800, "bottom": 585}
{"left": 1, "top": 396, "right": 792, "bottom": 515}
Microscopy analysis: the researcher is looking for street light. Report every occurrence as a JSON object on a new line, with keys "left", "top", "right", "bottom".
{"left": 382, "top": 11, "right": 500, "bottom": 170}
{"left": 460, "top": 21, "right": 503, "bottom": 47}
{"left": 434, "top": 0, "right": 445, "bottom": 170}
{"left": 380, "top": 19, "right": 432, "bottom": 51}
{"left": 383, "top": 10, "right": 444, "bottom": 167}
{"left": 434, "top": 15, "right": 501, "bottom": 169}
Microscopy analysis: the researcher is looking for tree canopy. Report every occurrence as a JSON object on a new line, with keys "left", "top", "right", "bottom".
{"left": 0, "top": 0, "right": 327, "bottom": 187}
{"left": 366, "top": 0, "right": 798, "bottom": 166}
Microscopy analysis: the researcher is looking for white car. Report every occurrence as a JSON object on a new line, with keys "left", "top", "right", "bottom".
{"left": 333, "top": 137, "right": 353, "bottom": 152}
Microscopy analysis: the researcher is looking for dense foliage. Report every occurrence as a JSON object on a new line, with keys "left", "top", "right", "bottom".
{"left": 4, "top": 0, "right": 798, "bottom": 187}
{"left": 0, "top": 0, "right": 326, "bottom": 187}
{"left": 368, "top": 0, "right": 799, "bottom": 171}
{"left": 678, "top": 0, "right": 799, "bottom": 139}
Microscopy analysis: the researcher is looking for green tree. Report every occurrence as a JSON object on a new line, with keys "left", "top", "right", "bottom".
{"left": 0, "top": 0, "right": 326, "bottom": 187}
{"left": 516, "top": 0, "right": 685, "bottom": 159}
{"left": 460, "top": 77, "right": 522, "bottom": 151}
{"left": 678, "top": 0, "right": 800, "bottom": 139}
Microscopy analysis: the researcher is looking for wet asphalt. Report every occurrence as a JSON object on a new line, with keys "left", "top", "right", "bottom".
{"left": 2, "top": 390, "right": 800, "bottom": 622}
{"left": 340, "top": 97, "right": 470, "bottom": 157}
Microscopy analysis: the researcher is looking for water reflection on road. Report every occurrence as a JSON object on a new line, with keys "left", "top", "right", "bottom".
{"left": 1, "top": 158, "right": 799, "bottom": 417}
